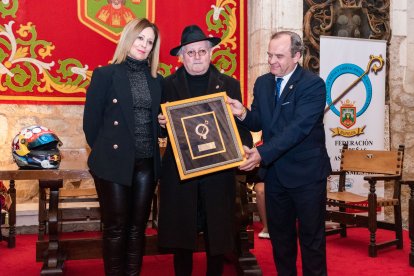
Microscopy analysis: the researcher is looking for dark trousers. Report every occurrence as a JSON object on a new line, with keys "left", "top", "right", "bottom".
{"left": 93, "top": 158, "right": 156, "bottom": 276}
{"left": 266, "top": 178, "right": 327, "bottom": 276}
{"left": 173, "top": 248, "right": 224, "bottom": 276}
{"left": 173, "top": 180, "right": 224, "bottom": 276}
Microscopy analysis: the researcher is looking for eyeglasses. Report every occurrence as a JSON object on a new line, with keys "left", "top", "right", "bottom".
{"left": 185, "top": 49, "right": 208, "bottom": 57}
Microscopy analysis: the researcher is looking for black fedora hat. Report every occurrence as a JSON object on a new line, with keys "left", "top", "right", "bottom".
{"left": 170, "top": 25, "right": 221, "bottom": 56}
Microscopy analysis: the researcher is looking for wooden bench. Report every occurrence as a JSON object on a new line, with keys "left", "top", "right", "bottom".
{"left": 37, "top": 149, "right": 101, "bottom": 239}
{"left": 36, "top": 174, "right": 259, "bottom": 274}
{"left": 0, "top": 156, "right": 261, "bottom": 275}
{"left": 0, "top": 179, "right": 16, "bottom": 248}
{"left": 38, "top": 187, "right": 101, "bottom": 240}
{"left": 1, "top": 209, "right": 14, "bottom": 247}
{"left": 35, "top": 230, "right": 255, "bottom": 260}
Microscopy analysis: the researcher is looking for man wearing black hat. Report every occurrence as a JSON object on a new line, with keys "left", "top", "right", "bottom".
{"left": 157, "top": 25, "right": 252, "bottom": 276}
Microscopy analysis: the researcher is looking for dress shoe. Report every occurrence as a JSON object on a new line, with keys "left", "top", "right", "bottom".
{"left": 258, "top": 231, "right": 270, "bottom": 239}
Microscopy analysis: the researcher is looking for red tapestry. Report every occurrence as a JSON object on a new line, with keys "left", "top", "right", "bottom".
{"left": 0, "top": 0, "right": 247, "bottom": 105}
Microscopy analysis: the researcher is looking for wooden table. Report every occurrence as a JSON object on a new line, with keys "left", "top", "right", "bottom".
{"left": 0, "top": 161, "right": 92, "bottom": 275}
{"left": 400, "top": 180, "right": 414, "bottom": 267}
{"left": 0, "top": 162, "right": 262, "bottom": 275}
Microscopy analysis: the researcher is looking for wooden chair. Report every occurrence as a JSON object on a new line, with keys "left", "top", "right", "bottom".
{"left": 233, "top": 169, "right": 262, "bottom": 275}
{"left": 242, "top": 169, "right": 261, "bottom": 225}
{"left": 1, "top": 210, "right": 11, "bottom": 246}
{"left": 326, "top": 144, "right": 404, "bottom": 257}
{"left": 0, "top": 180, "right": 16, "bottom": 248}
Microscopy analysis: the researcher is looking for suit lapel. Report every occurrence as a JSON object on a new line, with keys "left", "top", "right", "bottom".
{"left": 207, "top": 65, "right": 225, "bottom": 94}
{"left": 265, "top": 74, "right": 276, "bottom": 113}
{"left": 279, "top": 65, "right": 302, "bottom": 102}
{"left": 255, "top": 73, "right": 275, "bottom": 120}
{"left": 172, "top": 67, "right": 192, "bottom": 100}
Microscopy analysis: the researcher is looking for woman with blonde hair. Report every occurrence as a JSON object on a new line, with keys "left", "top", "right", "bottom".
{"left": 83, "top": 18, "right": 162, "bottom": 275}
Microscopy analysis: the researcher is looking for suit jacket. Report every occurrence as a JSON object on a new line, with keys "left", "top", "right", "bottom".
{"left": 83, "top": 63, "right": 163, "bottom": 186}
{"left": 242, "top": 65, "right": 331, "bottom": 188}
{"left": 158, "top": 65, "right": 252, "bottom": 255}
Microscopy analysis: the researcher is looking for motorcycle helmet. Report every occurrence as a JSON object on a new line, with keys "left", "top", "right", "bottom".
{"left": 11, "top": 125, "right": 62, "bottom": 169}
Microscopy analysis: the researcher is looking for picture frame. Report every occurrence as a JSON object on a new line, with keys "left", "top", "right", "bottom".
{"left": 161, "top": 92, "right": 245, "bottom": 180}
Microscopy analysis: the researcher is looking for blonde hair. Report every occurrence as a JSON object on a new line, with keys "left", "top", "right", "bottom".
{"left": 112, "top": 18, "right": 160, "bottom": 78}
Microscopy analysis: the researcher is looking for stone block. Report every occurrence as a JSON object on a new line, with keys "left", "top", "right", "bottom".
{"left": 0, "top": 115, "right": 8, "bottom": 145}
{"left": 393, "top": 0, "right": 407, "bottom": 11}
{"left": 404, "top": 68, "right": 414, "bottom": 93}
{"left": 392, "top": 10, "right": 407, "bottom": 36}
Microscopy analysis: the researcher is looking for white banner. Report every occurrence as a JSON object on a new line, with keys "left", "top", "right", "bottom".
{"left": 320, "top": 36, "right": 386, "bottom": 197}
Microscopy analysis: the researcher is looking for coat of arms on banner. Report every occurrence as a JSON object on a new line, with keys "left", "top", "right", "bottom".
{"left": 77, "top": 0, "right": 155, "bottom": 43}
{"left": 340, "top": 100, "right": 356, "bottom": 128}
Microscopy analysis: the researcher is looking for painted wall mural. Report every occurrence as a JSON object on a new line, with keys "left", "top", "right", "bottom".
{"left": 0, "top": 0, "right": 247, "bottom": 104}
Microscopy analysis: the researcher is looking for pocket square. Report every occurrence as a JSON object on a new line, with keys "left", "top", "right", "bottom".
{"left": 281, "top": 102, "right": 290, "bottom": 106}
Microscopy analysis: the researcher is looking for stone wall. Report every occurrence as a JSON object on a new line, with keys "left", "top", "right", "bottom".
{"left": 0, "top": 104, "right": 89, "bottom": 202}
{"left": 388, "top": 0, "right": 414, "bottom": 226}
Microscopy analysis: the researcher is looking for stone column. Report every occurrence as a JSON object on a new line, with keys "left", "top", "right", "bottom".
{"left": 404, "top": 0, "right": 414, "bottom": 178}
{"left": 247, "top": 0, "right": 303, "bottom": 105}
{"left": 247, "top": 0, "right": 303, "bottom": 141}
{"left": 406, "top": 1, "right": 414, "bottom": 95}
{"left": 390, "top": 0, "right": 414, "bottom": 176}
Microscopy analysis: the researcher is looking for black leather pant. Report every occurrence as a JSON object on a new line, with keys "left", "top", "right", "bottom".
{"left": 93, "top": 158, "right": 156, "bottom": 276}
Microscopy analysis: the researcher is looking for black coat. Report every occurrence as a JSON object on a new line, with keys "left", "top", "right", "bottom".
{"left": 83, "top": 63, "right": 163, "bottom": 186}
{"left": 157, "top": 65, "right": 252, "bottom": 255}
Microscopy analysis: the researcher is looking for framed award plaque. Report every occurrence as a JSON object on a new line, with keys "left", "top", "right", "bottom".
{"left": 161, "top": 92, "right": 245, "bottom": 180}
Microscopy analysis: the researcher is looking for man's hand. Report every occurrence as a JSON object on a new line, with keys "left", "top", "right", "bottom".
{"left": 239, "top": 146, "right": 261, "bottom": 171}
{"left": 158, "top": 113, "right": 167, "bottom": 128}
{"left": 226, "top": 97, "right": 246, "bottom": 119}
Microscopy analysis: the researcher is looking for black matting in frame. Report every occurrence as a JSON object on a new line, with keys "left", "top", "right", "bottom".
{"left": 162, "top": 92, "right": 244, "bottom": 180}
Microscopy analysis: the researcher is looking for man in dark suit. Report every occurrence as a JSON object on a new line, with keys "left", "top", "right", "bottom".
{"left": 227, "top": 31, "right": 331, "bottom": 276}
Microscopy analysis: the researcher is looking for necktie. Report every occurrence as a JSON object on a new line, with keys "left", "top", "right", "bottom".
{"left": 275, "top": 77, "right": 283, "bottom": 105}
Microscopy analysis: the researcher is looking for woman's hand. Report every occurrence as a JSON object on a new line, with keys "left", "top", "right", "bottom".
{"left": 158, "top": 113, "right": 167, "bottom": 128}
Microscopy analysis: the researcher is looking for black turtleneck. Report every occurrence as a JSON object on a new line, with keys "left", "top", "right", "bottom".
{"left": 125, "top": 56, "right": 153, "bottom": 159}
{"left": 186, "top": 68, "right": 210, "bottom": 97}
